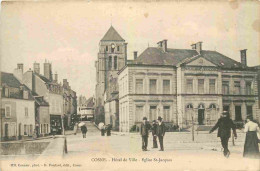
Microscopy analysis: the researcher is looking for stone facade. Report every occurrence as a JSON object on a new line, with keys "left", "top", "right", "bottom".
{"left": 95, "top": 26, "right": 126, "bottom": 127}
{"left": 118, "top": 40, "right": 259, "bottom": 132}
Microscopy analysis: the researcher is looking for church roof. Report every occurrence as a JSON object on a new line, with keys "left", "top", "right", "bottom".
{"left": 133, "top": 47, "right": 245, "bottom": 69}
{"left": 101, "top": 26, "right": 124, "bottom": 41}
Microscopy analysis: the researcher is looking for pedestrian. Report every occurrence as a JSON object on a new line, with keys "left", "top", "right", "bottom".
{"left": 106, "top": 124, "right": 112, "bottom": 136}
{"left": 81, "top": 124, "right": 87, "bottom": 138}
{"left": 33, "top": 129, "right": 37, "bottom": 140}
{"left": 101, "top": 125, "right": 106, "bottom": 136}
{"left": 151, "top": 120, "right": 158, "bottom": 148}
{"left": 243, "top": 116, "right": 260, "bottom": 158}
{"left": 73, "top": 123, "right": 78, "bottom": 135}
{"left": 156, "top": 116, "right": 166, "bottom": 151}
{"left": 140, "top": 117, "right": 151, "bottom": 151}
{"left": 209, "top": 111, "right": 237, "bottom": 158}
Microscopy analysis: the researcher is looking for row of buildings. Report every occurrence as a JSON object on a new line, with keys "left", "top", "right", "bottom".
{"left": 95, "top": 26, "right": 260, "bottom": 132}
{"left": 77, "top": 95, "right": 94, "bottom": 121}
{"left": 0, "top": 61, "right": 77, "bottom": 141}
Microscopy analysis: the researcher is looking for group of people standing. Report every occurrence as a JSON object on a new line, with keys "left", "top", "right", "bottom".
{"left": 140, "top": 116, "right": 166, "bottom": 151}
{"left": 209, "top": 111, "right": 259, "bottom": 158}
{"left": 139, "top": 111, "right": 260, "bottom": 159}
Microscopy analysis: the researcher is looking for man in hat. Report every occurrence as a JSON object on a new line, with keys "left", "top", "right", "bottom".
{"left": 209, "top": 111, "right": 237, "bottom": 158}
{"left": 157, "top": 116, "right": 166, "bottom": 151}
{"left": 140, "top": 117, "right": 151, "bottom": 151}
{"left": 151, "top": 120, "right": 158, "bottom": 148}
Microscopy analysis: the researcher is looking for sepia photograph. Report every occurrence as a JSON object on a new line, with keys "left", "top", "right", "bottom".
{"left": 0, "top": 0, "right": 259, "bottom": 170}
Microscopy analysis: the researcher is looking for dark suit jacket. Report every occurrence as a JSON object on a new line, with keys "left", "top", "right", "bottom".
{"left": 140, "top": 121, "right": 151, "bottom": 136}
{"left": 81, "top": 125, "right": 88, "bottom": 133}
{"left": 156, "top": 122, "right": 166, "bottom": 136}
{"left": 151, "top": 123, "right": 158, "bottom": 136}
{"left": 210, "top": 117, "right": 237, "bottom": 138}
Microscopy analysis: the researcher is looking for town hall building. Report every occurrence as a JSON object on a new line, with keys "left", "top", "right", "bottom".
{"left": 118, "top": 40, "right": 259, "bottom": 132}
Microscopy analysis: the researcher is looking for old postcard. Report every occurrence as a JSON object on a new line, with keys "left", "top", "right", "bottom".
{"left": 0, "top": 0, "right": 260, "bottom": 171}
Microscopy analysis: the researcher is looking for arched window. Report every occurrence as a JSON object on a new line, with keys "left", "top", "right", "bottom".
{"left": 114, "top": 56, "right": 117, "bottom": 70}
{"left": 198, "top": 104, "right": 205, "bottom": 109}
{"left": 111, "top": 43, "right": 115, "bottom": 53}
{"left": 209, "top": 104, "right": 216, "bottom": 109}
{"left": 108, "top": 56, "right": 112, "bottom": 69}
{"left": 186, "top": 104, "right": 193, "bottom": 109}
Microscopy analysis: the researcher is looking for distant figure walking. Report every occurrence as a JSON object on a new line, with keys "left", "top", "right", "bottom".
{"left": 157, "top": 116, "right": 166, "bottom": 151}
{"left": 151, "top": 120, "right": 158, "bottom": 148}
{"left": 73, "top": 123, "right": 78, "bottom": 135}
{"left": 106, "top": 124, "right": 112, "bottom": 136}
{"left": 140, "top": 117, "right": 151, "bottom": 151}
{"left": 101, "top": 125, "right": 106, "bottom": 136}
{"left": 243, "top": 116, "right": 260, "bottom": 158}
{"left": 81, "top": 125, "right": 87, "bottom": 138}
{"left": 209, "top": 111, "right": 237, "bottom": 158}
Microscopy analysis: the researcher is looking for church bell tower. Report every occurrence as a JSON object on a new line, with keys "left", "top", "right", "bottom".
{"left": 95, "top": 26, "right": 127, "bottom": 107}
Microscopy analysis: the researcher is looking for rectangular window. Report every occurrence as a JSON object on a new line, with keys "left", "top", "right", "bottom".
{"left": 186, "top": 79, "right": 193, "bottom": 94}
{"left": 149, "top": 79, "right": 157, "bottom": 94}
{"left": 235, "top": 106, "right": 242, "bottom": 121}
{"left": 149, "top": 106, "right": 157, "bottom": 121}
{"left": 25, "top": 107, "right": 28, "bottom": 117}
{"left": 30, "top": 125, "right": 33, "bottom": 135}
{"left": 163, "top": 106, "right": 170, "bottom": 122}
{"left": 41, "top": 124, "right": 43, "bottom": 134}
{"left": 223, "top": 105, "right": 230, "bottom": 113}
{"left": 246, "top": 82, "right": 252, "bottom": 95}
{"left": 209, "top": 79, "right": 216, "bottom": 94}
{"left": 5, "top": 105, "right": 11, "bottom": 118}
{"left": 234, "top": 81, "right": 241, "bottom": 95}
{"left": 135, "top": 79, "right": 143, "bottom": 94}
{"left": 135, "top": 106, "right": 143, "bottom": 122}
{"left": 163, "top": 80, "right": 170, "bottom": 94}
{"left": 5, "top": 88, "right": 9, "bottom": 97}
{"left": 106, "top": 46, "right": 108, "bottom": 52}
{"left": 108, "top": 56, "right": 112, "bottom": 69}
{"left": 222, "top": 81, "right": 229, "bottom": 95}
{"left": 117, "top": 46, "right": 120, "bottom": 51}
{"left": 114, "top": 56, "right": 117, "bottom": 70}
{"left": 246, "top": 106, "right": 253, "bottom": 118}
{"left": 24, "top": 125, "right": 27, "bottom": 135}
{"left": 198, "top": 79, "right": 204, "bottom": 94}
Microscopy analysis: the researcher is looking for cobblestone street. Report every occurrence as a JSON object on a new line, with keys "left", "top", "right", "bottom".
{"left": 63, "top": 122, "right": 260, "bottom": 171}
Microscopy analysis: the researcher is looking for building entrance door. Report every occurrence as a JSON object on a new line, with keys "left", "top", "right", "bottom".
{"left": 198, "top": 104, "right": 205, "bottom": 125}
{"left": 198, "top": 109, "right": 205, "bottom": 125}
{"left": 4, "top": 123, "right": 8, "bottom": 139}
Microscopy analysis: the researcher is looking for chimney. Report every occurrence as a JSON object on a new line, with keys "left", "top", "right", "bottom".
{"left": 124, "top": 43, "right": 128, "bottom": 65}
{"left": 63, "top": 79, "right": 68, "bottom": 88}
{"left": 13, "top": 63, "right": 24, "bottom": 82}
{"left": 162, "top": 39, "right": 167, "bottom": 52}
{"left": 157, "top": 41, "right": 162, "bottom": 48}
{"left": 17, "top": 63, "right": 24, "bottom": 73}
{"left": 240, "top": 49, "right": 247, "bottom": 66}
{"left": 191, "top": 42, "right": 203, "bottom": 54}
{"left": 54, "top": 72, "right": 58, "bottom": 82}
{"left": 33, "top": 62, "right": 40, "bottom": 74}
{"left": 134, "top": 51, "right": 138, "bottom": 60}
{"left": 44, "top": 61, "right": 52, "bottom": 81}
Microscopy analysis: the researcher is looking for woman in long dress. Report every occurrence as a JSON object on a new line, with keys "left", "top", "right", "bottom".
{"left": 243, "top": 116, "right": 260, "bottom": 158}
{"left": 73, "top": 123, "right": 78, "bottom": 135}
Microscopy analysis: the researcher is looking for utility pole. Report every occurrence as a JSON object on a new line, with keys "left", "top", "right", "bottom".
{"left": 232, "top": 132, "right": 235, "bottom": 146}
{"left": 192, "top": 115, "right": 194, "bottom": 141}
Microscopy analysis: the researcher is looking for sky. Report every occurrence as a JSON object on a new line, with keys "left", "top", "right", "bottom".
{"left": 1, "top": 1, "right": 259, "bottom": 99}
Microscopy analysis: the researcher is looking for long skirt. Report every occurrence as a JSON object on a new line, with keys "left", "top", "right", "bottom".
{"left": 243, "top": 131, "right": 260, "bottom": 158}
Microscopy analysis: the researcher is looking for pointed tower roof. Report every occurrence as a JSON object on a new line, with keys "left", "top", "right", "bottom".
{"left": 101, "top": 26, "right": 124, "bottom": 41}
